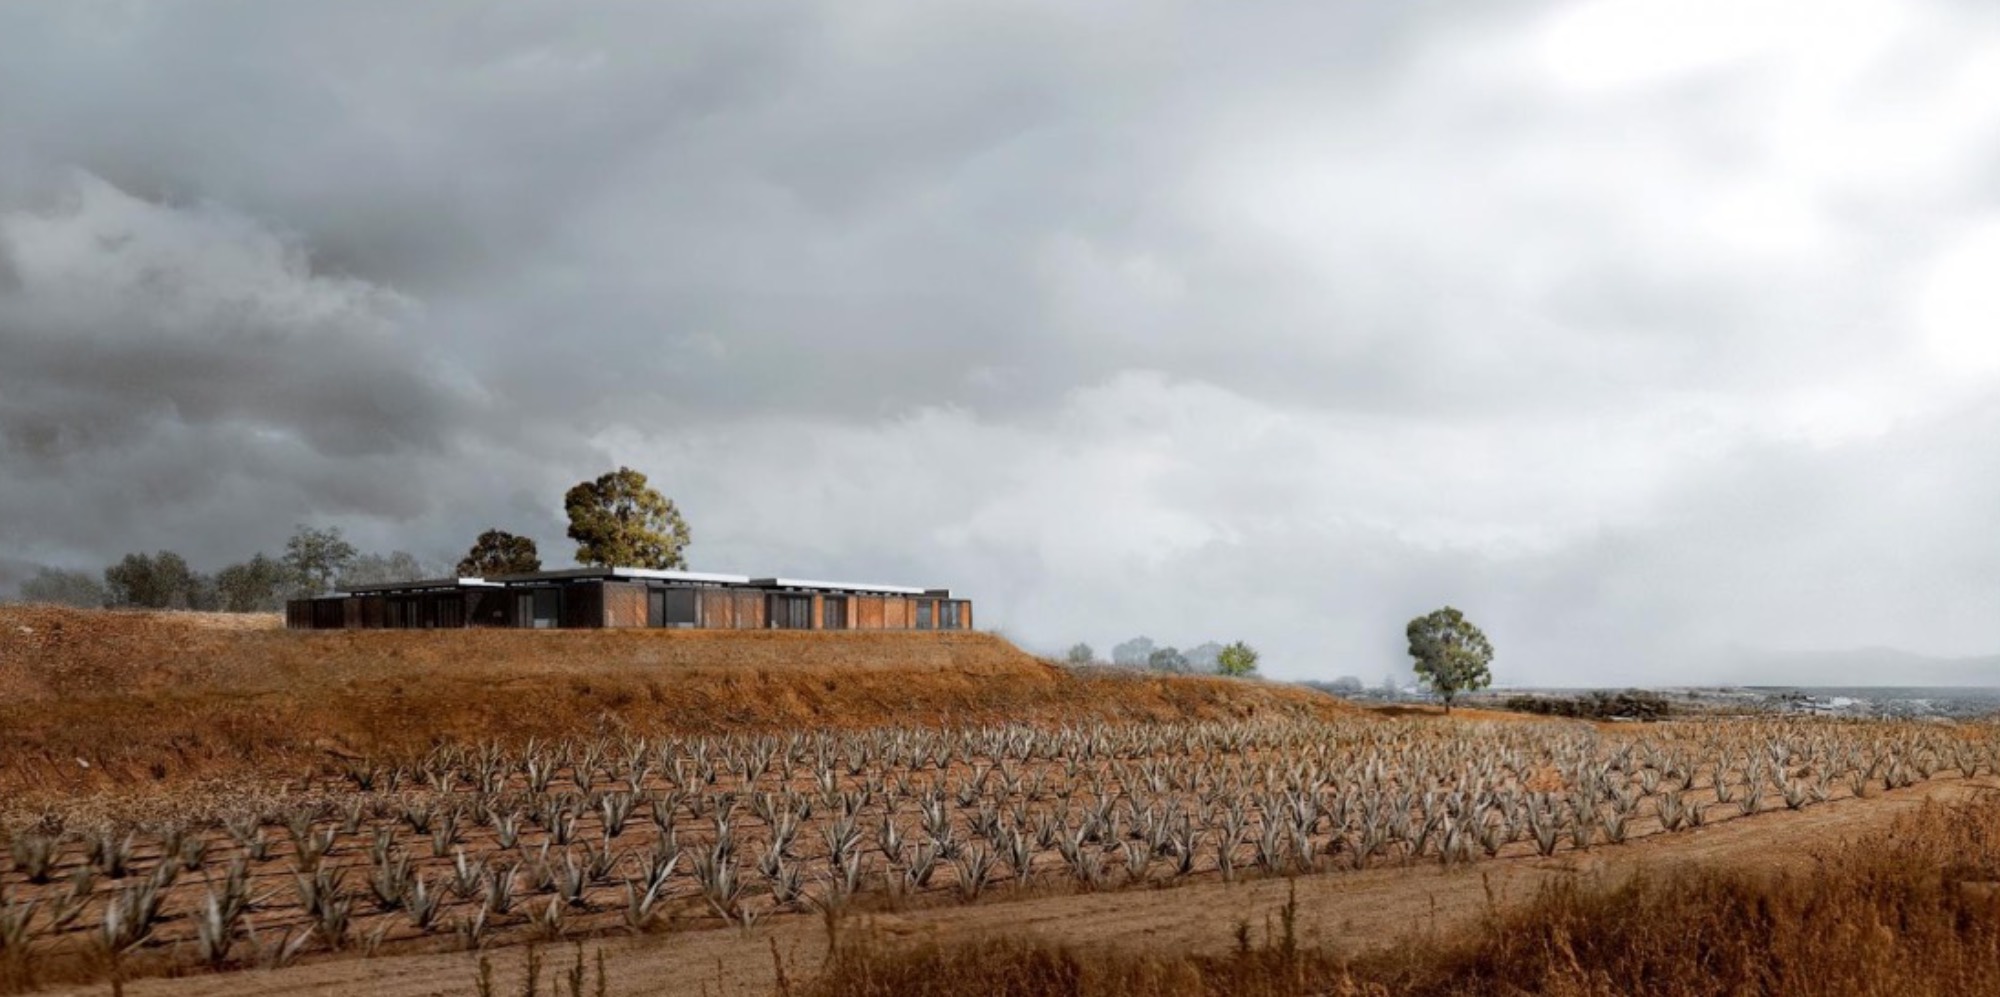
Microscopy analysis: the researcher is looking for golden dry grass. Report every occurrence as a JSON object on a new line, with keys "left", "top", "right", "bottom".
{"left": 0, "top": 605, "right": 1354, "bottom": 795}
{"left": 790, "top": 794, "right": 2000, "bottom": 997}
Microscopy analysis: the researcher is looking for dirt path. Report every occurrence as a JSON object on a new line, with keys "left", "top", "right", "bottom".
{"left": 49, "top": 775, "right": 1996, "bottom": 997}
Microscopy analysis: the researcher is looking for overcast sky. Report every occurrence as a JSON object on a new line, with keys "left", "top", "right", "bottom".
{"left": 4, "top": 1, "right": 2000, "bottom": 685}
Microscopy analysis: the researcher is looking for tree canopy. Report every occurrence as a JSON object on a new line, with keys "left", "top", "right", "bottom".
{"left": 1216, "top": 641, "right": 1260, "bottom": 677}
{"left": 103, "top": 551, "right": 202, "bottom": 609}
{"left": 1147, "top": 646, "right": 1190, "bottom": 673}
{"left": 1405, "top": 606, "right": 1494, "bottom": 713}
{"left": 456, "top": 529, "right": 542, "bottom": 577}
{"left": 20, "top": 567, "right": 107, "bottom": 608}
{"left": 564, "top": 467, "right": 691, "bottom": 569}
{"left": 340, "top": 551, "right": 429, "bottom": 587}
{"left": 215, "top": 553, "right": 290, "bottom": 612}
{"left": 1111, "top": 636, "right": 1156, "bottom": 667}
{"left": 284, "top": 525, "right": 357, "bottom": 597}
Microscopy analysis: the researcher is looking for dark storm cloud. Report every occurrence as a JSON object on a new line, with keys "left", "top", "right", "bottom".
{"left": 4, "top": 1, "right": 2000, "bottom": 682}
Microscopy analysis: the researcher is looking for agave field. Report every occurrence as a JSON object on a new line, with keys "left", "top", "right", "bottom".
{"left": 1, "top": 716, "right": 1994, "bottom": 986}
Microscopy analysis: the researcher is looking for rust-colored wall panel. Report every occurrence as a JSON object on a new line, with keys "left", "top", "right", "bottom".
{"left": 361, "top": 596, "right": 386, "bottom": 629}
{"left": 343, "top": 598, "right": 362, "bottom": 628}
{"left": 880, "top": 596, "right": 911, "bottom": 630}
{"left": 602, "top": 582, "right": 648, "bottom": 629}
{"left": 855, "top": 596, "right": 885, "bottom": 630}
{"left": 810, "top": 594, "right": 824, "bottom": 631}
{"left": 700, "top": 590, "right": 735, "bottom": 629}
{"left": 734, "top": 591, "right": 765, "bottom": 629}
{"left": 961, "top": 601, "right": 973, "bottom": 630}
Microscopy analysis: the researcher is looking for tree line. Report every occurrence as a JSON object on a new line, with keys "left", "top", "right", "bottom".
{"left": 1064, "top": 635, "right": 1261, "bottom": 677}
{"left": 12, "top": 466, "right": 694, "bottom": 612}
{"left": 1061, "top": 607, "right": 1498, "bottom": 708}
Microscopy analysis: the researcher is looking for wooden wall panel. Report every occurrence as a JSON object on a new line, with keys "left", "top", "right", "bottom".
{"left": 602, "top": 582, "right": 648, "bottom": 629}
{"left": 854, "top": 596, "right": 885, "bottom": 630}
{"left": 881, "top": 596, "right": 913, "bottom": 630}
{"left": 734, "top": 591, "right": 765, "bottom": 629}
{"left": 700, "top": 590, "right": 735, "bottom": 629}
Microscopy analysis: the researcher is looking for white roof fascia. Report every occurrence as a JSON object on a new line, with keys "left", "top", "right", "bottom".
{"left": 749, "top": 577, "right": 932, "bottom": 595}
{"left": 608, "top": 567, "right": 754, "bottom": 585}
{"left": 337, "top": 577, "right": 502, "bottom": 594}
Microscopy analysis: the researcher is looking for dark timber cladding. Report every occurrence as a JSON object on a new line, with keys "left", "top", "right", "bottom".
{"left": 284, "top": 568, "right": 974, "bottom": 632}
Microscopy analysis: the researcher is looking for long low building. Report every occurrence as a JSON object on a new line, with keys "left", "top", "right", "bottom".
{"left": 284, "top": 567, "right": 973, "bottom": 632}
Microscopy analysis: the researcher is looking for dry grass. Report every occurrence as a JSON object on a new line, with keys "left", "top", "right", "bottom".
{"left": 0, "top": 605, "right": 1352, "bottom": 796}
{"left": 790, "top": 794, "right": 2000, "bottom": 997}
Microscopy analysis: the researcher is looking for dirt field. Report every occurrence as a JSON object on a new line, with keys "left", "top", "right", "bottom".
{"left": 0, "top": 605, "right": 1350, "bottom": 796}
{"left": 5, "top": 607, "right": 1995, "bottom": 997}
{"left": 37, "top": 775, "right": 1991, "bottom": 997}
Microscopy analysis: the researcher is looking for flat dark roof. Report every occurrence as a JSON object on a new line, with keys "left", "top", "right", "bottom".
{"left": 334, "top": 568, "right": 952, "bottom": 598}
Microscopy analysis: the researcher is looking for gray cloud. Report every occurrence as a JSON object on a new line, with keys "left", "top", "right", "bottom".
{"left": 4, "top": 1, "right": 2000, "bottom": 683}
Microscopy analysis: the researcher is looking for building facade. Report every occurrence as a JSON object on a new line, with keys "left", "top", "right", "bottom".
{"left": 284, "top": 568, "right": 973, "bottom": 632}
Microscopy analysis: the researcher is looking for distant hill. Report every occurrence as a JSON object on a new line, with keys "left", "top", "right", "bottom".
{"left": 1716, "top": 645, "right": 2000, "bottom": 687}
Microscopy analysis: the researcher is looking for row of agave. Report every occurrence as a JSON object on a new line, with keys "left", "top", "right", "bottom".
{"left": 1, "top": 716, "right": 1993, "bottom": 979}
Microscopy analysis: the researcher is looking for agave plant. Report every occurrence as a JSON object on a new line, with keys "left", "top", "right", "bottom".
{"left": 193, "top": 886, "right": 244, "bottom": 968}
{"left": 952, "top": 846, "right": 996, "bottom": 902}
{"left": 9, "top": 834, "right": 57, "bottom": 884}
{"left": 406, "top": 874, "right": 444, "bottom": 931}
{"left": 87, "top": 830, "right": 136, "bottom": 879}
{"left": 0, "top": 889, "right": 37, "bottom": 963}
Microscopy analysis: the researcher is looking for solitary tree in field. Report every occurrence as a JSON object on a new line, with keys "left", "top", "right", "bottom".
{"left": 1065, "top": 642, "right": 1096, "bottom": 665}
{"left": 456, "top": 529, "right": 542, "bottom": 577}
{"left": 1216, "top": 641, "right": 1260, "bottom": 677}
{"left": 565, "top": 467, "right": 691, "bottom": 569}
{"left": 1405, "top": 606, "right": 1493, "bottom": 713}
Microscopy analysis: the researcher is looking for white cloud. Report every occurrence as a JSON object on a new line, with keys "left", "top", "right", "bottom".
{"left": 1917, "top": 216, "right": 2000, "bottom": 380}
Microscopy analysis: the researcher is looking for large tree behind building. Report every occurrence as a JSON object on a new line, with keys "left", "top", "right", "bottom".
{"left": 284, "top": 525, "right": 358, "bottom": 597}
{"left": 339, "top": 551, "right": 431, "bottom": 588}
{"left": 215, "top": 553, "right": 291, "bottom": 612}
{"left": 1405, "top": 606, "right": 1494, "bottom": 713}
{"left": 457, "top": 529, "right": 543, "bottom": 577}
{"left": 565, "top": 467, "right": 691, "bottom": 569}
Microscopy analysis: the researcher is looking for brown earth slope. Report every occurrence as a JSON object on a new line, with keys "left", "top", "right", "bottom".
{"left": 0, "top": 605, "right": 1353, "bottom": 794}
